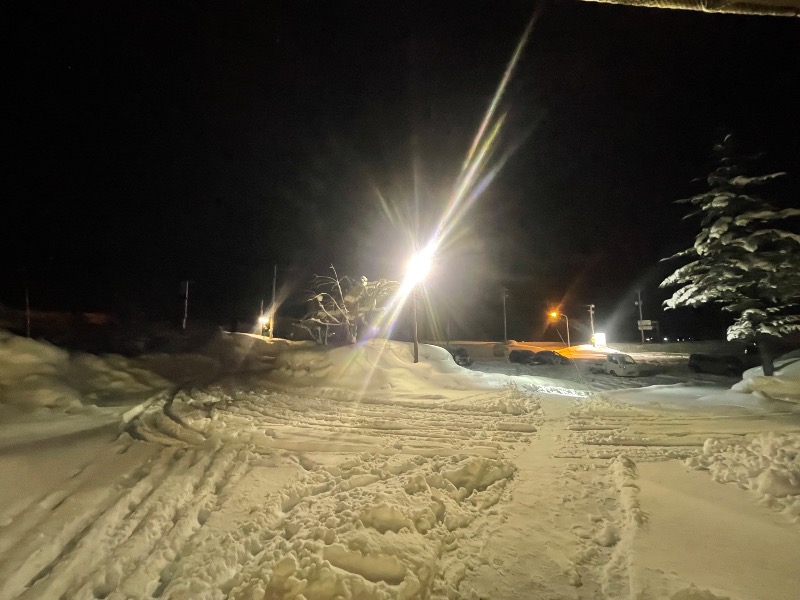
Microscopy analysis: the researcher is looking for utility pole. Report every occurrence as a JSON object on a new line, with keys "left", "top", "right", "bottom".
{"left": 181, "top": 280, "right": 190, "bottom": 332}
{"left": 635, "top": 289, "right": 644, "bottom": 343}
{"left": 502, "top": 287, "right": 508, "bottom": 342}
{"left": 24, "top": 276, "right": 31, "bottom": 338}
{"left": 269, "top": 264, "right": 277, "bottom": 339}
{"left": 587, "top": 304, "right": 595, "bottom": 336}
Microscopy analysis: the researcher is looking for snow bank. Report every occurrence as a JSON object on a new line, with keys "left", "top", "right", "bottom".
{"left": 686, "top": 432, "right": 800, "bottom": 521}
{"left": 0, "top": 331, "right": 82, "bottom": 409}
{"left": 732, "top": 353, "right": 800, "bottom": 403}
{"left": 195, "top": 332, "right": 292, "bottom": 373}
{"left": 0, "top": 330, "right": 169, "bottom": 411}
{"left": 269, "top": 338, "right": 588, "bottom": 399}
{"left": 270, "top": 339, "right": 465, "bottom": 389}
{"left": 0, "top": 330, "right": 293, "bottom": 413}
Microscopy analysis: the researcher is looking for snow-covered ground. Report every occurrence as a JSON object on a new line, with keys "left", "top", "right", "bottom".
{"left": 1, "top": 331, "right": 798, "bottom": 600}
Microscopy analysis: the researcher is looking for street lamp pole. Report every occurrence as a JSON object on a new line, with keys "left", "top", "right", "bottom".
{"left": 549, "top": 310, "right": 571, "bottom": 347}
{"left": 406, "top": 246, "right": 434, "bottom": 365}
{"left": 412, "top": 289, "right": 419, "bottom": 363}
{"left": 587, "top": 304, "right": 595, "bottom": 336}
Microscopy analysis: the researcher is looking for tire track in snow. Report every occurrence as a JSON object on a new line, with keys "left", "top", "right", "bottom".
{"left": 114, "top": 385, "right": 537, "bottom": 599}
{"left": 0, "top": 441, "right": 164, "bottom": 600}
{"left": 198, "top": 386, "right": 543, "bottom": 457}
{"left": 4, "top": 383, "right": 541, "bottom": 599}
{"left": 5, "top": 442, "right": 249, "bottom": 600}
{"left": 69, "top": 445, "right": 250, "bottom": 600}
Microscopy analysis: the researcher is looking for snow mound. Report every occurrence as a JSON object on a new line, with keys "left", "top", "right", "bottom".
{"left": 272, "top": 339, "right": 462, "bottom": 388}
{"left": 732, "top": 354, "right": 800, "bottom": 404}
{"left": 0, "top": 330, "right": 169, "bottom": 410}
{"left": 686, "top": 432, "right": 800, "bottom": 521}
{"left": 670, "top": 586, "right": 732, "bottom": 600}
{"left": 269, "top": 338, "right": 588, "bottom": 399}
{"left": 196, "top": 332, "right": 289, "bottom": 372}
{"left": 0, "top": 333, "right": 81, "bottom": 409}
{"left": 269, "top": 339, "right": 488, "bottom": 401}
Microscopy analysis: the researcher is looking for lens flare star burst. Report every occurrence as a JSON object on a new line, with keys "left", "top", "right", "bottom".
{"left": 375, "top": 8, "right": 542, "bottom": 342}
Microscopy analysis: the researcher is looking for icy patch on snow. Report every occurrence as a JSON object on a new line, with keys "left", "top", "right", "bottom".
{"left": 686, "top": 432, "right": 800, "bottom": 521}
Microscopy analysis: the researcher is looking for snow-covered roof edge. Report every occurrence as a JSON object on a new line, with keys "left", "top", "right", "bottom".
{"left": 579, "top": 0, "right": 799, "bottom": 17}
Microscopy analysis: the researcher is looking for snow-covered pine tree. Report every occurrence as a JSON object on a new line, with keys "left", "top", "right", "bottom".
{"left": 660, "top": 135, "right": 800, "bottom": 375}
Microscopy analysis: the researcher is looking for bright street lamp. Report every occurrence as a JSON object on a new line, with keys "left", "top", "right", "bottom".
{"left": 258, "top": 314, "right": 270, "bottom": 336}
{"left": 406, "top": 247, "right": 434, "bottom": 363}
{"left": 549, "top": 310, "right": 570, "bottom": 347}
{"left": 406, "top": 248, "right": 433, "bottom": 287}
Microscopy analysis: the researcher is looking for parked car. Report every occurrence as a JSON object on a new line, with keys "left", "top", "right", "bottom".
{"left": 508, "top": 349, "right": 536, "bottom": 364}
{"left": 446, "top": 346, "right": 473, "bottom": 367}
{"left": 688, "top": 353, "right": 745, "bottom": 376}
{"left": 590, "top": 353, "right": 640, "bottom": 377}
{"left": 531, "top": 350, "right": 571, "bottom": 365}
{"left": 508, "top": 349, "right": 569, "bottom": 365}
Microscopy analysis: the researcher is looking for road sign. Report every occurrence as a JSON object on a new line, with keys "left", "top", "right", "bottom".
{"left": 637, "top": 320, "right": 652, "bottom": 327}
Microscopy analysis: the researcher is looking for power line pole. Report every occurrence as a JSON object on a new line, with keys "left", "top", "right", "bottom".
{"left": 587, "top": 304, "right": 595, "bottom": 336}
{"left": 269, "top": 264, "right": 277, "bottom": 339}
{"left": 181, "top": 280, "right": 190, "bottom": 332}
{"left": 502, "top": 287, "right": 508, "bottom": 342}
{"left": 24, "top": 274, "right": 31, "bottom": 338}
{"left": 636, "top": 289, "right": 644, "bottom": 343}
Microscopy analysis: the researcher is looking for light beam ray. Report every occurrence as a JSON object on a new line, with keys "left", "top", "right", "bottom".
{"left": 463, "top": 6, "right": 540, "bottom": 170}
{"left": 380, "top": 5, "right": 542, "bottom": 342}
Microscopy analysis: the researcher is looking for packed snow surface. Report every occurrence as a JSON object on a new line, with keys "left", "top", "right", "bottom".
{"left": 1, "top": 331, "right": 799, "bottom": 599}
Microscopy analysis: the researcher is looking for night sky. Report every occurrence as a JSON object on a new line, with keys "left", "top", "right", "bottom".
{"left": 6, "top": 0, "right": 800, "bottom": 341}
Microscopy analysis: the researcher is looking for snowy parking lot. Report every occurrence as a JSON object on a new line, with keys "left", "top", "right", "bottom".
{"left": 1, "top": 332, "right": 798, "bottom": 600}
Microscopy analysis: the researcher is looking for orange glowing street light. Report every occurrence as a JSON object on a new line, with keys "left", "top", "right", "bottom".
{"left": 549, "top": 309, "right": 570, "bottom": 347}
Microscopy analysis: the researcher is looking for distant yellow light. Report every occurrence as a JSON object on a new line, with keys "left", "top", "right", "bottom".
{"left": 258, "top": 315, "right": 270, "bottom": 325}
{"left": 549, "top": 311, "right": 558, "bottom": 319}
